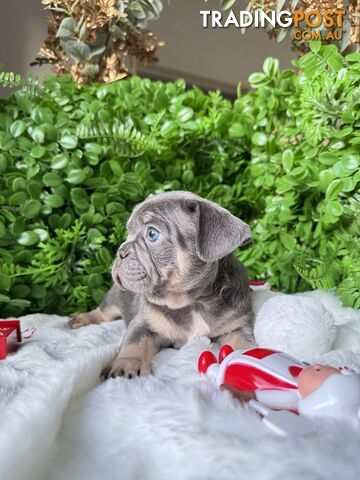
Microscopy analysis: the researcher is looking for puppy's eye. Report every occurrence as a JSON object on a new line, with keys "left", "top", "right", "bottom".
{"left": 147, "top": 227, "right": 160, "bottom": 242}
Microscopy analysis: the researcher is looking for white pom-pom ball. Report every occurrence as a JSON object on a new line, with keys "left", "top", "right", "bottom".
{"left": 254, "top": 294, "right": 337, "bottom": 361}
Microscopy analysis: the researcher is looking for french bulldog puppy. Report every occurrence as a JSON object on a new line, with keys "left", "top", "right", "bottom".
{"left": 68, "top": 191, "right": 254, "bottom": 379}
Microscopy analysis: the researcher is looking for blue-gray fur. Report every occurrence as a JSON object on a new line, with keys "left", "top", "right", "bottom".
{"left": 69, "top": 191, "right": 254, "bottom": 379}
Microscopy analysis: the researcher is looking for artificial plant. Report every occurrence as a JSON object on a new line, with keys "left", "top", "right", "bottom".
{"left": 32, "top": 0, "right": 164, "bottom": 84}
{"left": 0, "top": 45, "right": 359, "bottom": 316}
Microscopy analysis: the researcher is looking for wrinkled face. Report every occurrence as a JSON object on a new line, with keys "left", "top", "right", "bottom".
{"left": 111, "top": 191, "right": 252, "bottom": 295}
{"left": 112, "top": 196, "right": 197, "bottom": 294}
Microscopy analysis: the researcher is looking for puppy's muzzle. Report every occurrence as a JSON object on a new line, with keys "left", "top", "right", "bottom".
{"left": 118, "top": 242, "right": 130, "bottom": 259}
{"left": 112, "top": 241, "right": 148, "bottom": 290}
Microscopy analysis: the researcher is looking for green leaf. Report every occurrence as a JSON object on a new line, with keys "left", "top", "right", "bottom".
{"left": 59, "top": 135, "right": 78, "bottom": 149}
{"left": 31, "top": 127, "right": 45, "bottom": 143}
{"left": 71, "top": 188, "right": 89, "bottom": 209}
{"left": 0, "top": 293, "right": 10, "bottom": 303}
{"left": 252, "top": 132, "right": 267, "bottom": 146}
{"left": 263, "top": 58, "right": 279, "bottom": 77}
{"left": 229, "top": 123, "right": 244, "bottom": 137}
{"left": 10, "top": 120, "right": 26, "bottom": 138}
{"left": 326, "top": 200, "right": 344, "bottom": 217}
{"left": 178, "top": 108, "right": 193, "bottom": 123}
{"left": 13, "top": 177, "right": 27, "bottom": 192}
{"left": 154, "top": 90, "right": 169, "bottom": 110}
{"left": 220, "top": 0, "right": 236, "bottom": 9}
{"left": 33, "top": 228, "right": 48, "bottom": 241}
{"left": 64, "top": 40, "right": 91, "bottom": 61}
{"left": 330, "top": 141, "right": 345, "bottom": 150}
{"left": 9, "top": 191, "right": 28, "bottom": 206}
{"left": 318, "top": 152, "right": 338, "bottom": 165}
{"left": 281, "top": 150, "right": 293, "bottom": 172}
{"left": 11, "top": 218, "right": 25, "bottom": 236}
{"left": 0, "top": 154, "right": 8, "bottom": 172}
{"left": 275, "top": 28, "right": 287, "bottom": 43}
{"left": 67, "top": 169, "right": 87, "bottom": 184}
{"left": 346, "top": 52, "right": 360, "bottom": 62}
{"left": 31, "top": 107, "right": 54, "bottom": 124}
{"left": 21, "top": 199, "right": 41, "bottom": 218}
{"left": 60, "top": 213, "right": 72, "bottom": 228}
{"left": 319, "top": 170, "right": 334, "bottom": 192}
{"left": 322, "top": 45, "right": 343, "bottom": 72}
{"left": 249, "top": 73, "right": 270, "bottom": 88}
{"left": 18, "top": 230, "right": 40, "bottom": 246}
{"left": 11, "top": 284, "right": 31, "bottom": 298}
{"left": 43, "top": 172, "right": 63, "bottom": 187}
{"left": 57, "top": 17, "right": 78, "bottom": 38}
{"left": 280, "top": 232, "right": 296, "bottom": 250}
{"left": 0, "top": 221, "right": 6, "bottom": 238}
{"left": 51, "top": 153, "right": 69, "bottom": 169}
{"left": 309, "top": 41, "right": 321, "bottom": 53}
{"left": 85, "top": 143, "right": 102, "bottom": 156}
{"left": 80, "top": 64, "right": 99, "bottom": 77}
{"left": 325, "top": 179, "right": 344, "bottom": 200}
{"left": 341, "top": 153, "right": 359, "bottom": 171}
{"left": 30, "top": 145, "right": 46, "bottom": 158}
{"left": 0, "top": 273, "right": 11, "bottom": 290}
{"left": 182, "top": 170, "right": 194, "bottom": 184}
{"left": 45, "top": 194, "right": 65, "bottom": 208}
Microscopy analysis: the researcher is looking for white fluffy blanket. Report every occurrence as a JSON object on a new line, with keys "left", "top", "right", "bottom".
{"left": 1, "top": 290, "right": 360, "bottom": 480}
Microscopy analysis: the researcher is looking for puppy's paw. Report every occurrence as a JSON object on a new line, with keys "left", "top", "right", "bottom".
{"left": 68, "top": 312, "right": 92, "bottom": 329}
{"left": 101, "top": 357, "right": 151, "bottom": 380}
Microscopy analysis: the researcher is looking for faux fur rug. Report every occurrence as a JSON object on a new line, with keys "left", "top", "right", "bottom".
{"left": 1, "top": 290, "right": 360, "bottom": 480}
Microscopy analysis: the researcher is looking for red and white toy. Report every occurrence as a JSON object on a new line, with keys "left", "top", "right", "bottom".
{"left": 0, "top": 320, "right": 22, "bottom": 360}
{"left": 0, "top": 319, "right": 36, "bottom": 360}
{"left": 198, "top": 346, "right": 360, "bottom": 436}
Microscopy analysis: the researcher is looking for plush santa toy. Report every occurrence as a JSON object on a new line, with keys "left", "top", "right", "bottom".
{"left": 198, "top": 346, "right": 360, "bottom": 435}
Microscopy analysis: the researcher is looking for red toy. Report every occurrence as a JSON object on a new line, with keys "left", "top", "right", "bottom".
{"left": 198, "top": 345, "right": 360, "bottom": 436}
{"left": 199, "top": 345, "right": 305, "bottom": 409}
{"left": 0, "top": 320, "right": 22, "bottom": 359}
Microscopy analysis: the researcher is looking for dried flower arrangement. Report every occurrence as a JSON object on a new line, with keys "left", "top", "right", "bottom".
{"left": 220, "top": 0, "right": 359, "bottom": 53}
{"left": 32, "top": 0, "right": 164, "bottom": 84}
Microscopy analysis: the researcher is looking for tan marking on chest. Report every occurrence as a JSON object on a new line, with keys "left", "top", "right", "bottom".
{"left": 147, "top": 306, "right": 211, "bottom": 342}
{"left": 188, "top": 310, "right": 211, "bottom": 339}
{"left": 147, "top": 307, "right": 184, "bottom": 341}
{"left": 146, "top": 292, "right": 191, "bottom": 309}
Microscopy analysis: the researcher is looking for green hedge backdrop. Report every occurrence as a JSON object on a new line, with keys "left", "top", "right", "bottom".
{"left": 0, "top": 43, "right": 359, "bottom": 316}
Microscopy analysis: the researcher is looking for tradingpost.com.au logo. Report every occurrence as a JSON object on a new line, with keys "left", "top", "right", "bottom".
{"left": 200, "top": 7, "right": 347, "bottom": 42}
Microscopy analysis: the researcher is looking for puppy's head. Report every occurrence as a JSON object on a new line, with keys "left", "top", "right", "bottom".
{"left": 112, "top": 191, "right": 251, "bottom": 295}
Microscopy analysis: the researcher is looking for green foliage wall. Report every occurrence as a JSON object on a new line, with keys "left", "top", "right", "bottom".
{"left": 0, "top": 44, "right": 359, "bottom": 316}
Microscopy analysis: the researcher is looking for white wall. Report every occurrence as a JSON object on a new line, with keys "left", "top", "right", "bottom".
{"left": 0, "top": 0, "right": 294, "bottom": 97}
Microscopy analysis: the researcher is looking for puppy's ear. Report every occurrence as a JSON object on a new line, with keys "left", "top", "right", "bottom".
{"left": 195, "top": 200, "right": 251, "bottom": 262}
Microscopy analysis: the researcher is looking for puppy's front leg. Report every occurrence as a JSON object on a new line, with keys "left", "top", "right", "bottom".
{"left": 101, "top": 322, "right": 160, "bottom": 379}
{"left": 68, "top": 305, "right": 121, "bottom": 329}
{"left": 68, "top": 285, "right": 123, "bottom": 329}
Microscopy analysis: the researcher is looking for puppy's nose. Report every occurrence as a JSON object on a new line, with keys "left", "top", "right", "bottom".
{"left": 118, "top": 243, "right": 130, "bottom": 259}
